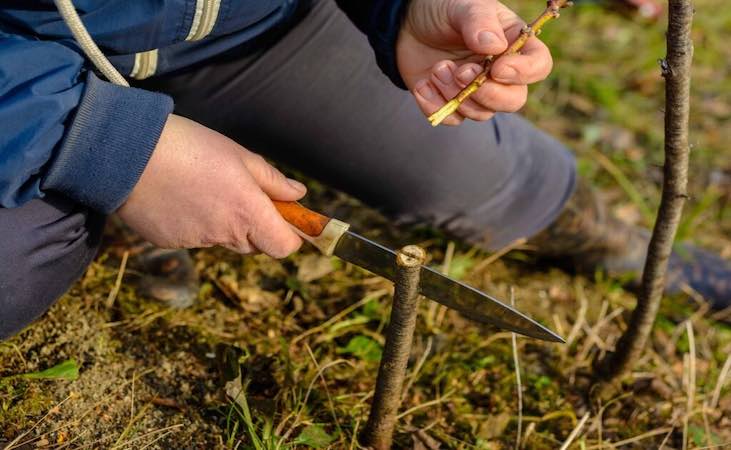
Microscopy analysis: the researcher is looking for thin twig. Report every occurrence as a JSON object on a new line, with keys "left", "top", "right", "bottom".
{"left": 510, "top": 288, "right": 523, "bottom": 450}
{"left": 595, "top": 0, "right": 694, "bottom": 381}
{"left": 683, "top": 321, "right": 696, "bottom": 450}
{"left": 396, "top": 390, "right": 456, "bottom": 420}
{"left": 106, "top": 250, "right": 129, "bottom": 308}
{"left": 710, "top": 354, "right": 731, "bottom": 409}
{"left": 428, "top": 0, "right": 573, "bottom": 126}
{"left": 565, "top": 282, "right": 588, "bottom": 349}
{"left": 290, "top": 289, "right": 388, "bottom": 347}
{"left": 471, "top": 237, "right": 528, "bottom": 274}
{"left": 585, "top": 427, "right": 673, "bottom": 449}
{"left": 559, "top": 412, "right": 590, "bottom": 450}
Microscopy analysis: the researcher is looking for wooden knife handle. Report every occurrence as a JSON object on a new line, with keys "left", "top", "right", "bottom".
{"left": 272, "top": 200, "right": 350, "bottom": 255}
{"left": 272, "top": 201, "right": 331, "bottom": 237}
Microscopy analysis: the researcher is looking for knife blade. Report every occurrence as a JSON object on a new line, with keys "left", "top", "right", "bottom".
{"left": 273, "top": 201, "right": 564, "bottom": 343}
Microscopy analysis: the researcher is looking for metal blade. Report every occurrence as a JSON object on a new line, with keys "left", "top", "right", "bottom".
{"left": 333, "top": 231, "right": 564, "bottom": 343}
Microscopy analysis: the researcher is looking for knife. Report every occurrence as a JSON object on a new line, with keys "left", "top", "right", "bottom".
{"left": 273, "top": 201, "right": 564, "bottom": 343}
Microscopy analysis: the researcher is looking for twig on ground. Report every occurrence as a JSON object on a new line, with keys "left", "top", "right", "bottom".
{"left": 565, "top": 282, "right": 588, "bottom": 349}
{"left": 290, "top": 289, "right": 388, "bottom": 347}
{"left": 559, "top": 412, "right": 590, "bottom": 450}
{"left": 585, "top": 427, "right": 674, "bottom": 449}
{"left": 683, "top": 321, "right": 696, "bottom": 450}
{"left": 471, "top": 237, "right": 528, "bottom": 274}
{"left": 106, "top": 250, "right": 129, "bottom": 308}
{"left": 304, "top": 343, "right": 345, "bottom": 447}
{"left": 510, "top": 288, "right": 524, "bottom": 450}
{"left": 710, "top": 354, "right": 731, "bottom": 409}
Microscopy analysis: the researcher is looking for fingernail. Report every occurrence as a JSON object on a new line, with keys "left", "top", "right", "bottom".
{"left": 478, "top": 31, "right": 499, "bottom": 48}
{"left": 287, "top": 178, "right": 306, "bottom": 193}
{"left": 457, "top": 67, "right": 479, "bottom": 84}
{"left": 435, "top": 64, "right": 452, "bottom": 84}
{"left": 495, "top": 65, "right": 518, "bottom": 81}
{"left": 416, "top": 81, "right": 435, "bottom": 99}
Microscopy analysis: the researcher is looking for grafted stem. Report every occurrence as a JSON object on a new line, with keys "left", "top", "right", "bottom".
{"left": 362, "top": 245, "right": 425, "bottom": 450}
{"left": 595, "top": 0, "right": 694, "bottom": 382}
{"left": 428, "top": 0, "right": 573, "bottom": 127}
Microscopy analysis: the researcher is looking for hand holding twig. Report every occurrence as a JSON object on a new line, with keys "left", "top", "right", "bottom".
{"left": 428, "top": 0, "right": 573, "bottom": 127}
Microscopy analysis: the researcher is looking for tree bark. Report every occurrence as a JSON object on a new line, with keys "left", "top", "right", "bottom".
{"left": 362, "top": 246, "right": 425, "bottom": 450}
{"left": 595, "top": 0, "right": 694, "bottom": 381}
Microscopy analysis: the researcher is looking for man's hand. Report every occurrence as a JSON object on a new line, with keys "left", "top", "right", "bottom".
{"left": 397, "top": 0, "right": 553, "bottom": 125}
{"left": 117, "top": 114, "right": 306, "bottom": 258}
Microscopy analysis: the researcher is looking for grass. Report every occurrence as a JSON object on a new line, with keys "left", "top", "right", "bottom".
{"left": 2, "top": 0, "right": 731, "bottom": 448}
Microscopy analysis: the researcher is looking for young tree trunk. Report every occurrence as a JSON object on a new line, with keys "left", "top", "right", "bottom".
{"left": 595, "top": 0, "right": 694, "bottom": 381}
{"left": 362, "top": 246, "right": 425, "bottom": 450}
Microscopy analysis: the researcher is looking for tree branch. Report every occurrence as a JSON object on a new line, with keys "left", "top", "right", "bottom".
{"left": 595, "top": 0, "right": 694, "bottom": 381}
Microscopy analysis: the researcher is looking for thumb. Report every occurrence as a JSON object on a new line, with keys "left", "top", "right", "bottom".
{"left": 241, "top": 151, "right": 307, "bottom": 201}
{"left": 451, "top": 0, "right": 508, "bottom": 55}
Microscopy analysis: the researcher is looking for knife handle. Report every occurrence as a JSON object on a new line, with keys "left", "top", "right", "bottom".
{"left": 273, "top": 201, "right": 350, "bottom": 256}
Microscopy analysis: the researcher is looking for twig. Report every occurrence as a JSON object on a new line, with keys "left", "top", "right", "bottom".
{"left": 510, "top": 288, "right": 523, "bottom": 450}
{"left": 710, "top": 354, "right": 731, "bottom": 409}
{"left": 290, "top": 289, "right": 388, "bottom": 347}
{"left": 558, "top": 412, "right": 589, "bottom": 450}
{"left": 471, "top": 237, "right": 528, "bottom": 274}
{"left": 586, "top": 427, "right": 673, "bottom": 449}
{"left": 396, "top": 390, "right": 455, "bottom": 420}
{"left": 106, "top": 250, "right": 129, "bottom": 308}
{"left": 683, "top": 321, "right": 696, "bottom": 450}
{"left": 595, "top": 0, "right": 694, "bottom": 381}
{"left": 565, "top": 283, "right": 588, "bottom": 349}
{"left": 304, "top": 343, "right": 346, "bottom": 447}
{"left": 5, "top": 393, "right": 77, "bottom": 450}
{"left": 428, "top": 0, "right": 573, "bottom": 126}
{"left": 362, "top": 245, "right": 425, "bottom": 450}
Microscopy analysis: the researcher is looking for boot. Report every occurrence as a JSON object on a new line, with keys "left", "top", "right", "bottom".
{"left": 129, "top": 245, "right": 199, "bottom": 309}
{"left": 529, "top": 179, "right": 731, "bottom": 309}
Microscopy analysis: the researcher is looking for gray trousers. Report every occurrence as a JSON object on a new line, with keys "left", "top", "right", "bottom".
{"left": 0, "top": 0, "right": 575, "bottom": 339}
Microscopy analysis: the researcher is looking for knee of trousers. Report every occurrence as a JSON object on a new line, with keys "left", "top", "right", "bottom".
{"left": 0, "top": 195, "right": 105, "bottom": 340}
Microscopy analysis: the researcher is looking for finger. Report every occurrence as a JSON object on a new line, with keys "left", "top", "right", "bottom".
{"left": 412, "top": 79, "right": 464, "bottom": 126}
{"left": 223, "top": 242, "right": 256, "bottom": 254}
{"left": 490, "top": 37, "right": 553, "bottom": 85}
{"left": 240, "top": 152, "right": 307, "bottom": 201}
{"left": 450, "top": 0, "right": 508, "bottom": 55}
{"left": 454, "top": 63, "right": 528, "bottom": 113}
{"left": 432, "top": 62, "right": 495, "bottom": 121}
{"left": 246, "top": 195, "right": 303, "bottom": 258}
{"left": 472, "top": 81, "right": 528, "bottom": 113}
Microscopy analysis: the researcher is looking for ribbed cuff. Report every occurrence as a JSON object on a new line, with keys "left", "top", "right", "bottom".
{"left": 368, "top": 0, "right": 410, "bottom": 89}
{"left": 42, "top": 72, "right": 174, "bottom": 213}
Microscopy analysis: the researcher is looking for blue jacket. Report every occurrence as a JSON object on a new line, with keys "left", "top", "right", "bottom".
{"left": 0, "top": 0, "right": 407, "bottom": 213}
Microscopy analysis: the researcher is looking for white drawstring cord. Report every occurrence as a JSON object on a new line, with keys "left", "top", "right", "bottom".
{"left": 53, "top": 0, "right": 129, "bottom": 87}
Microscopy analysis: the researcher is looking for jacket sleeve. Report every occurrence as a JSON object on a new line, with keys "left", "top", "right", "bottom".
{"left": 0, "top": 30, "right": 173, "bottom": 213}
{"left": 335, "top": 0, "right": 410, "bottom": 89}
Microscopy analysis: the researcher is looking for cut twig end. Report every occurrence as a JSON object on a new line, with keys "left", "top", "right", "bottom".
{"left": 397, "top": 245, "right": 426, "bottom": 267}
{"left": 428, "top": 100, "right": 461, "bottom": 126}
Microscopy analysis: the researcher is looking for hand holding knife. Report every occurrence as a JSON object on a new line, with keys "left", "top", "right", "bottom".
{"left": 273, "top": 201, "right": 564, "bottom": 343}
